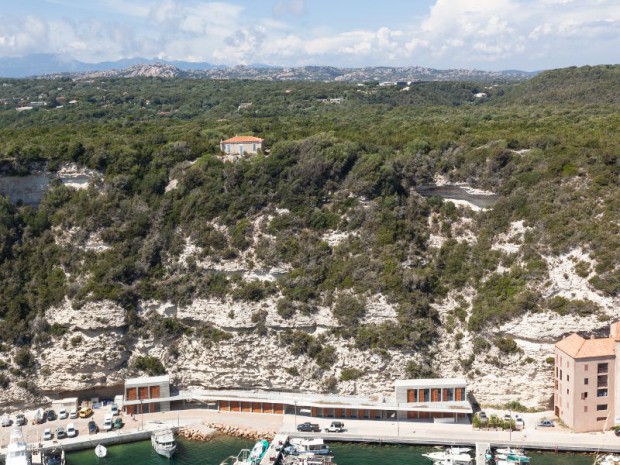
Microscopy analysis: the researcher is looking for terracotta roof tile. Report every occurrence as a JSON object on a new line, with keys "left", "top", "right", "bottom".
{"left": 221, "top": 136, "right": 263, "bottom": 143}
{"left": 556, "top": 333, "right": 615, "bottom": 359}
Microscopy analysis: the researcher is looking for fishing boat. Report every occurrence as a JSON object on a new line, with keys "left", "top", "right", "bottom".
{"left": 285, "top": 438, "right": 331, "bottom": 456}
{"left": 94, "top": 444, "right": 107, "bottom": 458}
{"left": 6, "top": 427, "right": 32, "bottom": 465}
{"left": 151, "top": 429, "right": 177, "bottom": 458}
{"left": 248, "top": 440, "right": 270, "bottom": 465}
{"left": 494, "top": 448, "right": 531, "bottom": 465}
{"left": 422, "top": 446, "right": 472, "bottom": 463}
{"left": 42, "top": 448, "right": 66, "bottom": 465}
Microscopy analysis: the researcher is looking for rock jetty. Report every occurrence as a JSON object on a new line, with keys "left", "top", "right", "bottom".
{"left": 181, "top": 422, "right": 277, "bottom": 442}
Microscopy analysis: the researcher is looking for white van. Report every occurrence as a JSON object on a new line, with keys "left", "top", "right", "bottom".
{"left": 103, "top": 414, "right": 113, "bottom": 431}
{"left": 58, "top": 407, "right": 68, "bottom": 419}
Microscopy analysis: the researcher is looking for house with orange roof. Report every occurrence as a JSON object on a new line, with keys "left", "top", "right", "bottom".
{"left": 554, "top": 322, "right": 620, "bottom": 432}
{"left": 220, "top": 135, "right": 264, "bottom": 158}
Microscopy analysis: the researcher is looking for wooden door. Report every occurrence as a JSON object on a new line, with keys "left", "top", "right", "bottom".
{"left": 220, "top": 400, "right": 230, "bottom": 411}
{"left": 274, "top": 404, "right": 284, "bottom": 414}
{"left": 126, "top": 388, "right": 137, "bottom": 401}
{"left": 231, "top": 402, "right": 240, "bottom": 412}
{"left": 150, "top": 385, "right": 160, "bottom": 399}
{"left": 407, "top": 411, "right": 417, "bottom": 419}
{"left": 407, "top": 389, "right": 417, "bottom": 402}
{"left": 431, "top": 389, "right": 440, "bottom": 402}
{"left": 138, "top": 386, "right": 149, "bottom": 400}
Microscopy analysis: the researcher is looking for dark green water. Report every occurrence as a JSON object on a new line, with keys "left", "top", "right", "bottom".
{"left": 66, "top": 436, "right": 596, "bottom": 465}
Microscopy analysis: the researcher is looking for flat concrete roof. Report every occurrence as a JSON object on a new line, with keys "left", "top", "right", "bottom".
{"left": 188, "top": 389, "right": 472, "bottom": 414}
{"left": 394, "top": 378, "right": 467, "bottom": 388}
{"left": 125, "top": 375, "right": 170, "bottom": 387}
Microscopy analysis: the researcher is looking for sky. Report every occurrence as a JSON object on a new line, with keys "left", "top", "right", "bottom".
{"left": 0, "top": 0, "right": 619, "bottom": 71}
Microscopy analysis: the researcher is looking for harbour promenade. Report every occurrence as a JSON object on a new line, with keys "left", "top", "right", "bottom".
{"left": 1, "top": 406, "right": 619, "bottom": 458}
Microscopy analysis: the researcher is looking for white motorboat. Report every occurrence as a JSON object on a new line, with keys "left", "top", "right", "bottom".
{"left": 422, "top": 446, "right": 472, "bottom": 464}
{"left": 6, "top": 427, "right": 32, "bottom": 465}
{"left": 286, "top": 438, "right": 331, "bottom": 456}
{"left": 598, "top": 455, "right": 620, "bottom": 465}
{"left": 42, "top": 447, "right": 66, "bottom": 465}
{"left": 151, "top": 429, "right": 177, "bottom": 458}
{"left": 94, "top": 444, "right": 107, "bottom": 458}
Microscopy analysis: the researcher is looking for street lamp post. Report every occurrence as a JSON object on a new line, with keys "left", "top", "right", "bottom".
{"left": 509, "top": 408, "right": 512, "bottom": 442}
{"left": 140, "top": 400, "right": 144, "bottom": 431}
{"left": 294, "top": 401, "right": 297, "bottom": 428}
{"left": 397, "top": 402, "right": 400, "bottom": 437}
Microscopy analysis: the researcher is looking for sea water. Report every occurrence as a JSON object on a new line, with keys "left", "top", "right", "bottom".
{"left": 66, "top": 436, "right": 596, "bottom": 465}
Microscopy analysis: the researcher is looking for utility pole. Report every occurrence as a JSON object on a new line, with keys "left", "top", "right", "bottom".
{"left": 294, "top": 401, "right": 297, "bottom": 428}
{"left": 397, "top": 403, "right": 400, "bottom": 437}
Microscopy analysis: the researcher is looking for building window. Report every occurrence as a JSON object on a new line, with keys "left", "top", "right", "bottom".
{"left": 567, "top": 375, "right": 570, "bottom": 382}
{"left": 252, "top": 143, "right": 256, "bottom": 151}
{"left": 556, "top": 367, "right": 558, "bottom": 377}
{"left": 597, "top": 404, "right": 608, "bottom": 411}
{"left": 560, "top": 369, "right": 563, "bottom": 380}
{"left": 584, "top": 364, "right": 588, "bottom": 371}
{"left": 598, "top": 375, "right": 608, "bottom": 387}
{"left": 584, "top": 378, "right": 589, "bottom": 385}
{"left": 566, "top": 389, "right": 570, "bottom": 395}
{"left": 581, "top": 392, "right": 588, "bottom": 400}
{"left": 566, "top": 361, "right": 570, "bottom": 368}
{"left": 597, "top": 417, "right": 607, "bottom": 422}
{"left": 598, "top": 363, "right": 609, "bottom": 374}
{"left": 598, "top": 389, "right": 608, "bottom": 397}
{"left": 584, "top": 406, "right": 588, "bottom": 412}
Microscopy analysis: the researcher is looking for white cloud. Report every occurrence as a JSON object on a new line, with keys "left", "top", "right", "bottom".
{"left": 273, "top": 0, "right": 305, "bottom": 17}
{"left": 1, "top": 0, "right": 620, "bottom": 69}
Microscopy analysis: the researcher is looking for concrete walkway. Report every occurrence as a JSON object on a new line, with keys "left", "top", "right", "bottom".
{"left": 2, "top": 407, "right": 620, "bottom": 457}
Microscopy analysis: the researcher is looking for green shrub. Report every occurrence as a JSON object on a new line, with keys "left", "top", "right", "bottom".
{"left": 14, "top": 348, "right": 34, "bottom": 369}
{"left": 495, "top": 337, "right": 522, "bottom": 354}
{"left": 340, "top": 367, "right": 364, "bottom": 381}
{"left": 133, "top": 356, "right": 165, "bottom": 376}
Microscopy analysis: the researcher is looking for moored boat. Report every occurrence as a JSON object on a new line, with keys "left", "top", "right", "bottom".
{"left": 151, "top": 429, "right": 177, "bottom": 458}
{"left": 285, "top": 438, "right": 331, "bottom": 456}
{"left": 94, "top": 444, "right": 107, "bottom": 458}
{"left": 42, "top": 447, "right": 66, "bottom": 465}
{"left": 6, "top": 427, "right": 32, "bottom": 465}
{"left": 422, "top": 446, "right": 472, "bottom": 464}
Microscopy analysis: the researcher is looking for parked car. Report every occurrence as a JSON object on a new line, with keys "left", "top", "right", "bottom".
{"left": 103, "top": 414, "right": 113, "bottom": 431}
{"left": 88, "top": 420, "right": 99, "bottom": 434}
{"left": 78, "top": 407, "right": 93, "bottom": 418}
{"left": 58, "top": 408, "right": 68, "bottom": 420}
{"left": 66, "top": 423, "right": 77, "bottom": 438}
{"left": 15, "top": 414, "right": 26, "bottom": 426}
{"left": 111, "top": 404, "right": 120, "bottom": 416}
{"left": 1, "top": 414, "right": 11, "bottom": 427}
{"left": 33, "top": 408, "right": 46, "bottom": 424}
{"left": 56, "top": 427, "right": 67, "bottom": 439}
{"left": 46, "top": 410, "right": 56, "bottom": 422}
{"left": 537, "top": 419, "right": 555, "bottom": 427}
{"left": 43, "top": 428, "right": 53, "bottom": 441}
{"left": 113, "top": 417, "right": 123, "bottom": 430}
{"left": 477, "top": 411, "right": 488, "bottom": 422}
{"left": 325, "top": 421, "right": 345, "bottom": 433}
{"left": 69, "top": 409, "right": 78, "bottom": 419}
{"left": 297, "top": 422, "right": 321, "bottom": 432}
{"left": 503, "top": 413, "right": 512, "bottom": 422}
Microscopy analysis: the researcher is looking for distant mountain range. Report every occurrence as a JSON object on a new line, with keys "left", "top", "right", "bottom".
{"left": 0, "top": 54, "right": 538, "bottom": 82}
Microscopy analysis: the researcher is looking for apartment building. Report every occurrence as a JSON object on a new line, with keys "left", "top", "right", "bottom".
{"left": 554, "top": 322, "right": 620, "bottom": 432}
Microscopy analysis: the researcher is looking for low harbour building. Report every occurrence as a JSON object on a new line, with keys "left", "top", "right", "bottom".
{"left": 123, "top": 375, "right": 172, "bottom": 414}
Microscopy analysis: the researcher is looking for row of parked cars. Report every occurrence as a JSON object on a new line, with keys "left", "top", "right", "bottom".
{"left": 1, "top": 404, "right": 120, "bottom": 427}
{"left": 477, "top": 411, "right": 555, "bottom": 428}
{"left": 297, "top": 421, "right": 346, "bottom": 432}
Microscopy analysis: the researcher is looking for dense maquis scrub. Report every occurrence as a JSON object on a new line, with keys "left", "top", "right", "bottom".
{"left": 0, "top": 65, "right": 618, "bottom": 380}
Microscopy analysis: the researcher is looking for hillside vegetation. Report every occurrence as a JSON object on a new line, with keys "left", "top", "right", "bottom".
{"left": 0, "top": 65, "right": 618, "bottom": 401}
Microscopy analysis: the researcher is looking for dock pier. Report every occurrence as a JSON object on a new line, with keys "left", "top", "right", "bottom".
{"left": 475, "top": 442, "right": 490, "bottom": 465}
{"left": 260, "top": 433, "right": 288, "bottom": 465}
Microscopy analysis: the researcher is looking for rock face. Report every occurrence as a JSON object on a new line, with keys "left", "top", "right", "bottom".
{"left": 1, "top": 211, "right": 617, "bottom": 412}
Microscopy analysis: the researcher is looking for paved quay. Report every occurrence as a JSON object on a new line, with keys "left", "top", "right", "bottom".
{"left": 2, "top": 406, "right": 620, "bottom": 458}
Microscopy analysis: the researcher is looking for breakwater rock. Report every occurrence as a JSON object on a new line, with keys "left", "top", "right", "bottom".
{"left": 205, "top": 422, "right": 276, "bottom": 441}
